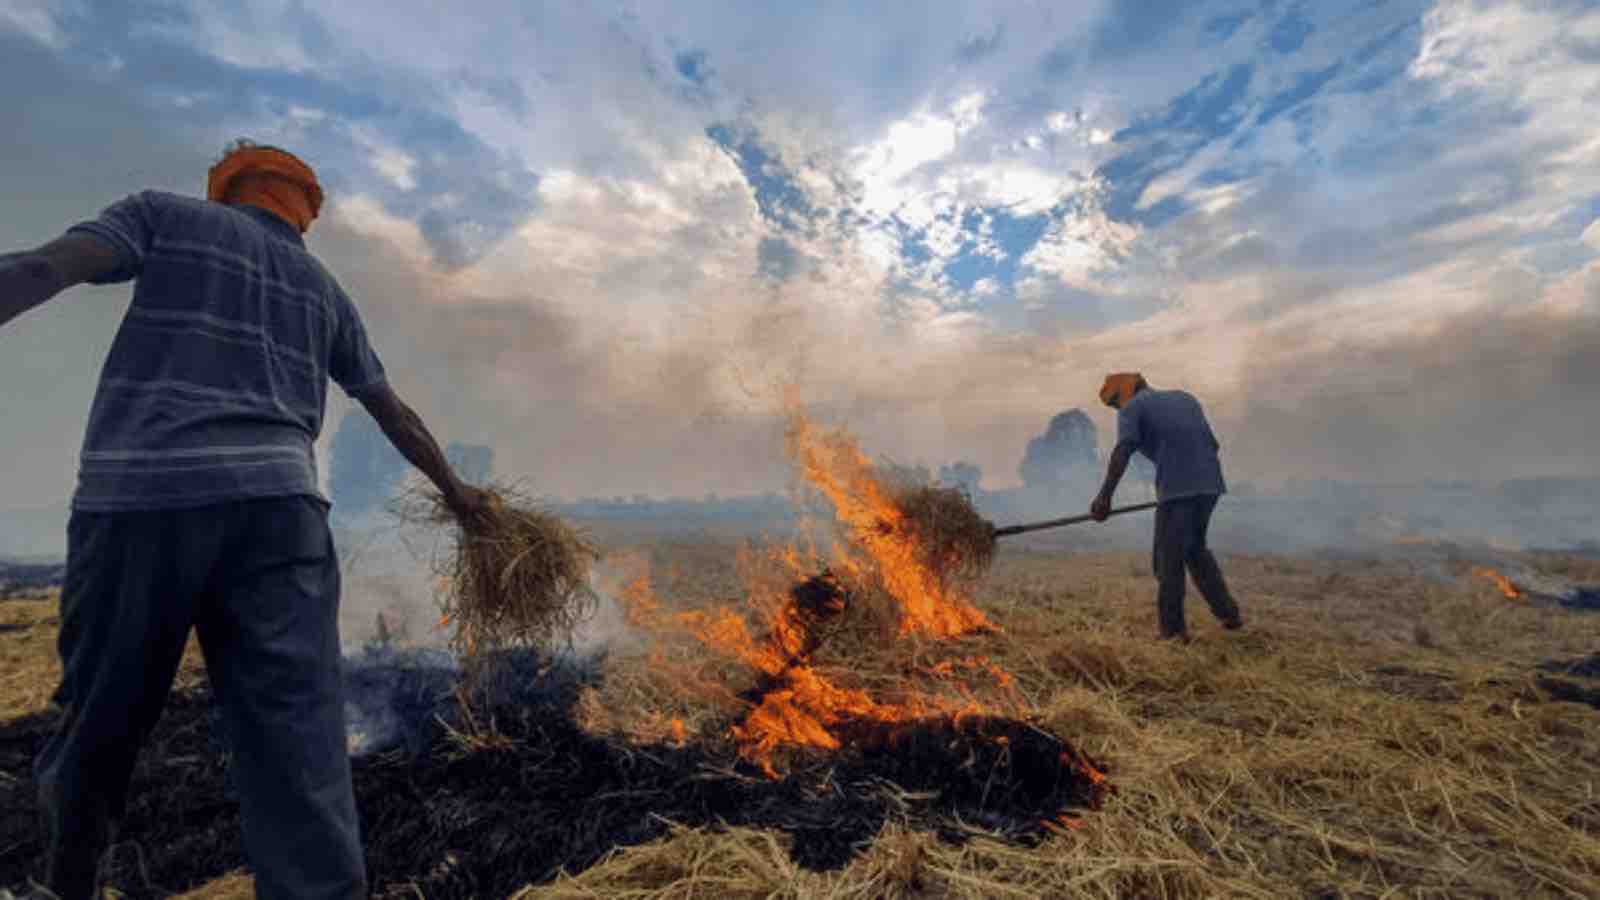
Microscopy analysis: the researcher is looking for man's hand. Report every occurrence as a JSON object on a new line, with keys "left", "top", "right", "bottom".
{"left": 1090, "top": 493, "right": 1112, "bottom": 523}
{"left": 443, "top": 480, "right": 497, "bottom": 523}
{"left": 357, "top": 384, "right": 496, "bottom": 522}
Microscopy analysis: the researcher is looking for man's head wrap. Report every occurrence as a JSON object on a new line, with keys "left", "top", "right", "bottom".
{"left": 206, "top": 144, "right": 323, "bottom": 233}
{"left": 1099, "top": 372, "right": 1148, "bottom": 409}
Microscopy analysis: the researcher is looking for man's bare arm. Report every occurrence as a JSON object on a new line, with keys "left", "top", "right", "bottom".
{"left": 0, "top": 250, "right": 67, "bottom": 329}
{"left": 356, "top": 384, "right": 479, "bottom": 512}
{"left": 0, "top": 235, "right": 123, "bottom": 330}
{"left": 1091, "top": 441, "right": 1138, "bottom": 520}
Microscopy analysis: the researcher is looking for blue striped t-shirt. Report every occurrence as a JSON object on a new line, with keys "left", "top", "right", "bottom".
{"left": 66, "top": 190, "right": 388, "bottom": 512}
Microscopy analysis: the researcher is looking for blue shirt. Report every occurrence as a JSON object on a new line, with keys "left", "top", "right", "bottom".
{"left": 66, "top": 190, "right": 388, "bottom": 512}
{"left": 1116, "top": 388, "right": 1226, "bottom": 502}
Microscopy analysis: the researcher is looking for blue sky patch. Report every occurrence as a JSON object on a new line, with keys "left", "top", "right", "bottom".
{"left": 1256, "top": 60, "right": 1342, "bottom": 126}
{"left": 1267, "top": 6, "right": 1315, "bottom": 54}
{"left": 675, "top": 49, "right": 711, "bottom": 86}
{"left": 895, "top": 219, "right": 936, "bottom": 268}
{"left": 1204, "top": 10, "right": 1253, "bottom": 44}
{"left": 1089, "top": 0, "right": 1195, "bottom": 61}
{"left": 958, "top": 27, "right": 1004, "bottom": 63}
{"left": 940, "top": 207, "right": 1051, "bottom": 295}
{"left": 1135, "top": 62, "right": 1255, "bottom": 138}
{"left": 707, "top": 123, "right": 816, "bottom": 232}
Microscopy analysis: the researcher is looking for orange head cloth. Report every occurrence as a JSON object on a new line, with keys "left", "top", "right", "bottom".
{"left": 1099, "top": 372, "right": 1147, "bottom": 409}
{"left": 207, "top": 146, "right": 324, "bottom": 233}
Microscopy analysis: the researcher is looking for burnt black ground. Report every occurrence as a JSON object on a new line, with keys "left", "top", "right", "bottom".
{"left": 1558, "top": 587, "right": 1600, "bottom": 611}
{"left": 1536, "top": 652, "right": 1600, "bottom": 711}
{"left": 1, "top": 647, "right": 1109, "bottom": 898}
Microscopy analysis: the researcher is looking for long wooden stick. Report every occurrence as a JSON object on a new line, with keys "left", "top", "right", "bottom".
{"left": 992, "top": 501, "right": 1160, "bottom": 538}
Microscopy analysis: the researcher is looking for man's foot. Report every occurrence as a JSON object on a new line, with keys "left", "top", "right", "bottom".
{"left": 1222, "top": 617, "right": 1244, "bottom": 631}
{"left": 1158, "top": 630, "right": 1191, "bottom": 643}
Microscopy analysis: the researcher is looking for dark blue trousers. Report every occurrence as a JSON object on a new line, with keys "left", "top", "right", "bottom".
{"left": 35, "top": 496, "right": 366, "bottom": 899}
{"left": 1152, "top": 493, "right": 1242, "bottom": 639}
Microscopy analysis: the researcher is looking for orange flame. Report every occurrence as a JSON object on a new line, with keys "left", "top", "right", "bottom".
{"left": 1471, "top": 566, "right": 1523, "bottom": 600}
{"left": 784, "top": 399, "right": 994, "bottom": 638}
{"left": 611, "top": 397, "right": 1101, "bottom": 796}
{"left": 928, "top": 656, "right": 1017, "bottom": 691}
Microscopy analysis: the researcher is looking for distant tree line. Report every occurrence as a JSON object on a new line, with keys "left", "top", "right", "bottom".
{"left": 326, "top": 405, "right": 1145, "bottom": 523}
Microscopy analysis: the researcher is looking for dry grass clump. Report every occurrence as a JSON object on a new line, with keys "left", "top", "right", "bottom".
{"left": 880, "top": 480, "right": 997, "bottom": 583}
{"left": 401, "top": 482, "right": 600, "bottom": 657}
{"left": 531, "top": 824, "right": 805, "bottom": 899}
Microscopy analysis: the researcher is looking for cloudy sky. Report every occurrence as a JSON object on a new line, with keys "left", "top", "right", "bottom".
{"left": 2, "top": 0, "right": 1597, "bottom": 511}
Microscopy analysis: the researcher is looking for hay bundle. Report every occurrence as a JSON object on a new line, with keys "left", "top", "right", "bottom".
{"left": 877, "top": 478, "right": 997, "bottom": 584}
{"left": 405, "top": 482, "right": 600, "bottom": 657}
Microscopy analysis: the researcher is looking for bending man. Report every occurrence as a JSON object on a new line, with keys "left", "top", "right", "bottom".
{"left": 0, "top": 140, "right": 490, "bottom": 899}
{"left": 1090, "top": 372, "right": 1243, "bottom": 641}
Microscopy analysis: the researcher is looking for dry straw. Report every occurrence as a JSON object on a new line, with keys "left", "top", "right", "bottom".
{"left": 878, "top": 478, "right": 997, "bottom": 584}
{"left": 401, "top": 482, "right": 600, "bottom": 658}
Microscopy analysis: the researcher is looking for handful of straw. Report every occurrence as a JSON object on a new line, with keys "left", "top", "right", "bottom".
{"left": 404, "top": 482, "right": 600, "bottom": 657}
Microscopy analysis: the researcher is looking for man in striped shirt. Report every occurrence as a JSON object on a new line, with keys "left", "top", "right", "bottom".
{"left": 0, "top": 141, "right": 490, "bottom": 899}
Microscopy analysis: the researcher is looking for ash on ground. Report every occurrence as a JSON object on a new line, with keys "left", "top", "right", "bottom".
{"left": 3, "top": 642, "right": 1109, "bottom": 898}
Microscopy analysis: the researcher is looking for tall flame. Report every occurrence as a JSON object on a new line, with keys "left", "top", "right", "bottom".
{"left": 784, "top": 399, "right": 994, "bottom": 638}
{"left": 1471, "top": 566, "right": 1523, "bottom": 600}
{"left": 613, "top": 396, "right": 1106, "bottom": 798}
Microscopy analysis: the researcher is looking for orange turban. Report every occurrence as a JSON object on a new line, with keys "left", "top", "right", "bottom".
{"left": 207, "top": 146, "right": 324, "bottom": 233}
{"left": 1099, "top": 372, "right": 1147, "bottom": 408}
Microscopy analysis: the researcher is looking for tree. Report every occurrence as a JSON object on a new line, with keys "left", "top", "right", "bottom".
{"left": 937, "top": 461, "right": 983, "bottom": 495}
{"left": 1018, "top": 409, "right": 1099, "bottom": 491}
{"left": 328, "top": 408, "right": 410, "bottom": 518}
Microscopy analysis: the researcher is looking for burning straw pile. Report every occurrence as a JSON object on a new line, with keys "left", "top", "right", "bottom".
{"left": 401, "top": 482, "right": 599, "bottom": 657}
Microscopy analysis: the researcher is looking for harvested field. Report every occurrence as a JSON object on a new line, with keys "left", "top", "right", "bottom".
{"left": 3, "top": 541, "right": 1600, "bottom": 897}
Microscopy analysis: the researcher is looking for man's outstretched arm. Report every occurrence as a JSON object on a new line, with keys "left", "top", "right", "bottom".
{"left": 356, "top": 383, "right": 490, "bottom": 518}
{"left": 0, "top": 235, "right": 122, "bottom": 329}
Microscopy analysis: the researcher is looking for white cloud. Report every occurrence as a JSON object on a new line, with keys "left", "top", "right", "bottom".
{"left": 1410, "top": 1, "right": 1600, "bottom": 168}
{"left": 139, "top": 0, "right": 324, "bottom": 73}
{"left": 1540, "top": 259, "right": 1600, "bottom": 316}
{"left": 1582, "top": 219, "right": 1600, "bottom": 251}
{"left": 322, "top": 194, "right": 437, "bottom": 269}
{"left": 851, "top": 107, "right": 966, "bottom": 217}
{"left": 372, "top": 149, "right": 417, "bottom": 191}
{"left": 1136, "top": 138, "right": 1231, "bottom": 213}
{"left": 937, "top": 162, "right": 1083, "bottom": 216}
{"left": 1020, "top": 186, "right": 1139, "bottom": 293}
{"left": 0, "top": 0, "right": 69, "bottom": 48}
